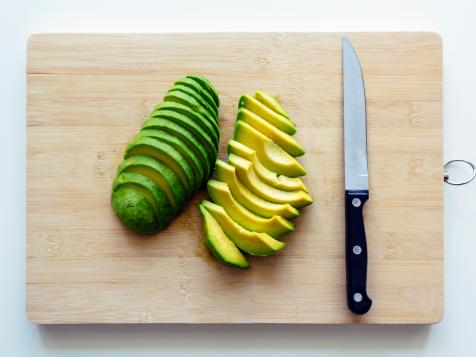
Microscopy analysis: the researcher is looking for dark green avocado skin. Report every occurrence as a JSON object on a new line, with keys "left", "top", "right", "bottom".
{"left": 111, "top": 76, "right": 219, "bottom": 235}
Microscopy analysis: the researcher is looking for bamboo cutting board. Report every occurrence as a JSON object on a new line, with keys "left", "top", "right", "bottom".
{"left": 26, "top": 33, "right": 443, "bottom": 324}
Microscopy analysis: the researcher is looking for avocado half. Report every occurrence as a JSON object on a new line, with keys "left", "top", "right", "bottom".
{"left": 111, "top": 75, "right": 219, "bottom": 235}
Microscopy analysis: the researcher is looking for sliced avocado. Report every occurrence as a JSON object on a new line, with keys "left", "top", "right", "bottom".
{"left": 214, "top": 160, "right": 299, "bottom": 219}
{"left": 199, "top": 204, "right": 250, "bottom": 269}
{"left": 207, "top": 180, "right": 294, "bottom": 239}
{"left": 163, "top": 91, "right": 219, "bottom": 136}
{"left": 171, "top": 83, "right": 218, "bottom": 121}
{"left": 186, "top": 75, "right": 219, "bottom": 108}
{"left": 113, "top": 172, "right": 174, "bottom": 231}
{"left": 237, "top": 108, "right": 304, "bottom": 157}
{"left": 117, "top": 155, "right": 187, "bottom": 214}
{"left": 143, "top": 113, "right": 217, "bottom": 161}
{"left": 233, "top": 121, "right": 306, "bottom": 177}
{"left": 201, "top": 200, "right": 285, "bottom": 256}
{"left": 228, "top": 154, "right": 313, "bottom": 209}
{"left": 254, "top": 90, "right": 290, "bottom": 119}
{"left": 137, "top": 129, "right": 204, "bottom": 188}
{"left": 227, "top": 140, "right": 308, "bottom": 192}
{"left": 175, "top": 77, "right": 218, "bottom": 116}
{"left": 112, "top": 187, "right": 160, "bottom": 235}
{"left": 239, "top": 95, "right": 296, "bottom": 135}
{"left": 125, "top": 136, "right": 196, "bottom": 197}
{"left": 138, "top": 120, "right": 211, "bottom": 181}
{"left": 152, "top": 102, "right": 219, "bottom": 148}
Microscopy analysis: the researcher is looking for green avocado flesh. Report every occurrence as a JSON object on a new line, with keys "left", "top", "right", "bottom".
{"left": 187, "top": 75, "right": 220, "bottom": 108}
{"left": 111, "top": 76, "right": 219, "bottom": 234}
{"left": 199, "top": 204, "right": 249, "bottom": 268}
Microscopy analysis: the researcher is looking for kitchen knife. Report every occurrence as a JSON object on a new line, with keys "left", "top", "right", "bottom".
{"left": 342, "top": 36, "right": 372, "bottom": 315}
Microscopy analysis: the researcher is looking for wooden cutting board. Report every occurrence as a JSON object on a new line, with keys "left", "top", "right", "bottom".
{"left": 26, "top": 33, "right": 443, "bottom": 324}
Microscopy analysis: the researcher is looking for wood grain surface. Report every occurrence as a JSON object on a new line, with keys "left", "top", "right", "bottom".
{"left": 26, "top": 33, "right": 443, "bottom": 324}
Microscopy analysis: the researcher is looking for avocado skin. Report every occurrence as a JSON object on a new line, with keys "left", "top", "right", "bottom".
{"left": 186, "top": 75, "right": 220, "bottom": 108}
{"left": 112, "top": 76, "right": 219, "bottom": 235}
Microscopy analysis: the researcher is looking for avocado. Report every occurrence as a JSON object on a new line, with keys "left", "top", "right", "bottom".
{"left": 125, "top": 136, "right": 196, "bottom": 196}
{"left": 254, "top": 91, "right": 290, "bottom": 119}
{"left": 163, "top": 91, "right": 219, "bottom": 136}
{"left": 214, "top": 160, "right": 299, "bottom": 219}
{"left": 237, "top": 108, "right": 304, "bottom": 157}
{"left": 138, "top": 119, "right": 211, "bottom": 181}
{"left": 137, "top": 129, "right": 204, "bottom": 188}
{"left": 171, "top": 83, "right": 218, "bottom": 121}
{"left": 233, "top": 121, "right": 306, "bottom": 177}
{"left": 175, "top": 77, "right": 218, "bottom": 117}
{"left": 207, "top": 180, "right": 294, "bottom": 238}
{"left": 228, "top": 154, "right": 313, "bottom": 209}
{"left": 113, "top": 172, "right": 174, "bottom": 231}
{"left": 143, "top": 113, "right": 217, "bottom": 160}
{"left": 152, "top": 102, "right": 219, "bottom": 148}
{"left": 239, "top": 95, "right": 296, "bottom": 135}
{"left": 187, "top": 75, "right": 219, "bottom": 108}
{"left": 112, "top": 187, "right": 159, "bottom": 235}
{"left": 199, "top": 203, "right": 250, "bottom": 269}
{"left": 117, "top": 155, "right": 187, "bottom": 214}
{"left": 201, "top": 200, "right": 285, "bottom": 256}
{"left": 227, "top": 140, "right": 308, "bottom": 192}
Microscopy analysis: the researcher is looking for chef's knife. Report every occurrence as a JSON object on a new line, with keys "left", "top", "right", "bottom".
{"left": 343, "top": 36, "right": 372, "bottom": 315}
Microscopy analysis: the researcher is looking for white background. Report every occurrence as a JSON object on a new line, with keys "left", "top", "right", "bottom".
{"left": 2, "top": 0, "right": 476, "bottom": 356}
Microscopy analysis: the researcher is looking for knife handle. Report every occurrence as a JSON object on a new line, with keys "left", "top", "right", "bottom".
{"left": 345, "top": 190, "right": 372, "bottom": 315}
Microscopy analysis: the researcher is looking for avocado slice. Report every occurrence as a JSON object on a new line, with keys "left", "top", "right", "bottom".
{"left": 171, "top": 83, "right": 218, "bottom": 121}
{"left": 112, "top": 187, "right": 160, "bottom": 235}
{"left": 254, "top": 90, "right": 290, "bottom": 119}
{"left": 239, "top": 95, "right": 296, "bottom": 135}
{"left": 163, "top": 91, "right": 219, "bottom": 136}
{"left": 143, "top": 113, "right": 217, "bottom": 161}
{"left": 207, "top": 180, "right": 294, "bottom": 239}
{"left": 237, "top": 108, "right": 304, "bottom": 157}
{"left": 117, "top": 155, "right": 187, "bottom": 214}
{"left": 138, "top": 120, "right": 211, "bottom": 181}
{"left": 233, "top": 121, "right": 306, "bottom": 177}
{"left": 152, "top": 102, "right": 219, "bottom": 148}
{"left": 187, "top": 75, "right": 219, "bottom": 108}
{"left": 201, "top": 200, "right": 285, "bottom": 256}
{"left": 227, "top": 140, "right": 308, "bottom": 192}
{"left": 199, "top": 203, "right": 250, "bottom": 269}
{"left": 125, "top": 136, "right": 196, "bottom": 197}
{"left": 228, "top": 154, "right": 313, "bottom": 209}
{"left": 214, "top": 160, "right": 299, "bottom": 219}
{"left": 175, "top": 77, "right": 218, "bottom": 117}
{"left": 137, "top": 129, "right": 204, "bottom": 189}
{"left": 113, "top": 172, "right": 174, "bottom": 231}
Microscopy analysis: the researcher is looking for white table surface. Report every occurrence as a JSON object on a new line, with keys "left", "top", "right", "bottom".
{"left": 2, "top": 0, "right": 476, "bottom": 356}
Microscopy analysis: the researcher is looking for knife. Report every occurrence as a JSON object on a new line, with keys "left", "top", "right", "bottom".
{"left": 342, "top": 36, "right": 372, "bottom": 315}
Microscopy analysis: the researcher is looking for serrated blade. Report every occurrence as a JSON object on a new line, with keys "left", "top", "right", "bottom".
{"left": 343, "top": 37, "right": 368, "bottom": 191}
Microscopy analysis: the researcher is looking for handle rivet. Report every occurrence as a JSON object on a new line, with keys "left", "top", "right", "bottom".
{"left": 353, "top": 293, "right": 363, "bottom": 303}
{"left": 352, "top": 198, "right": 361, "bottom": 207}
{"left": 352, "top": 245, "right": 362, "bottom": 255}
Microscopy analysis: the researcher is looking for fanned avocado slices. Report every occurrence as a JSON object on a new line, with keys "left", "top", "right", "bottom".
{"left": 125, "top": 136, "right": 197, "bottom": 197}
{"left": 199, "top": 203, "right": 250, "bottom": 269}
{"left": 171, "top": 83, "right": 218, "bottom": 121}
{"left": 117, "top": 155, "right": 187, "bottom": 214}
{"left": 175, "top": 77, "right": 218, "bottom": 117}
{"left": 254, "top": 90, "right": 290, "bottom": 119}
{"left": 136, "top": 129, "right": 204, "bottom": 189}
{"left": 187, "top": 75, "right": 219, "bottom": 108}
{"left": 139, "top": 120, "right": 211, "bottom": 181}
{"left": 152, "top": 102, "right": 219, "bottom": 148}
{"left": 113, "top": 172, "right": 174, "bottom": 232}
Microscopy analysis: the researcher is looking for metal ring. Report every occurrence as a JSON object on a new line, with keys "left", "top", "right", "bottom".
{"left": 444, "top": 159, "right": 476, "bottom": 185}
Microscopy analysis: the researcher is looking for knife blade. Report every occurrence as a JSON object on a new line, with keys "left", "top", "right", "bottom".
{"left": 343, "top": 36, "right": 372, "bottom": 315}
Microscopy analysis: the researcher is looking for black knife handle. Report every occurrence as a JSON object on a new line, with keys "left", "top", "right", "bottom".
{"left": 345, "top": 190, "right": 372, "bottom": 315}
